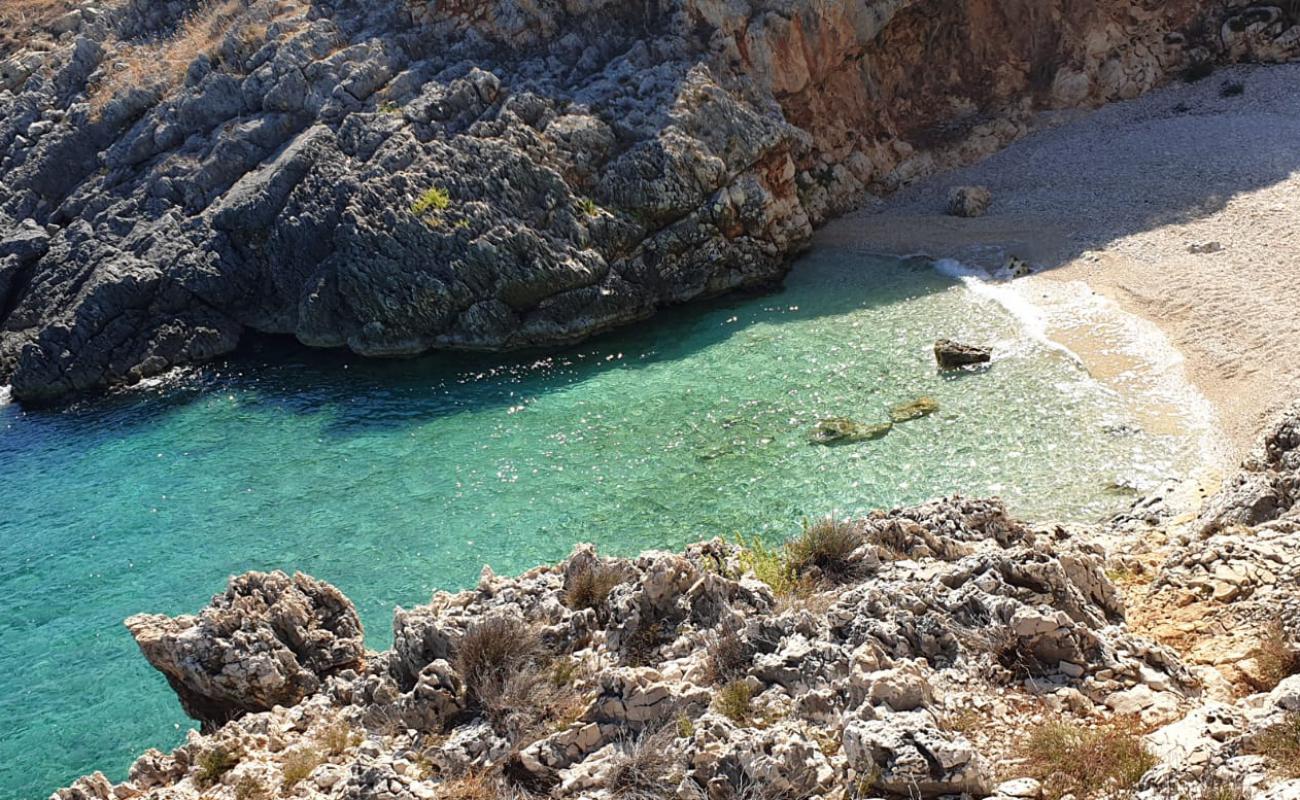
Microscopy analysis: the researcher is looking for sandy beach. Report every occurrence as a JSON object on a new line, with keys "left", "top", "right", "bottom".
{"left": 821, "top": 62, "right": 1300, "bottom": 464}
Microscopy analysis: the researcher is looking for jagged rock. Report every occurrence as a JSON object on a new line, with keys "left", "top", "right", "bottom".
{"left": 935, "top": 339, "right": 993, "bottom": 369}
{"left": 1197, "top": 400, "right": 1300, "bottom": 534}
{"left": 125, "top": 570, "right": 365, "bottom": 730}
{"left": 947, "top": 185, "right": 992, "bottom": 217}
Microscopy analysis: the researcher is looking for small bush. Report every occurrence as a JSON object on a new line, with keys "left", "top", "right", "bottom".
{"left": 608, "top": 727, "right": 680, "bottom": 799}
{"left": 786, "top": 517, "right": 864, "bottom": 584}
{"left": 715, "top": 680, "right": 753, "bottom": 723}
{"left": 411, "top": 186, "right": 452, "bottom": 216}
{"left": 316, "top": 718, "right": 360, "bottom": 756}
{"left": 736, "top": 534, "right": 799, "bottom": 596}
{"left": 455, "top": 615, "right": 541, "bottom": 708}
{"left": 579, "top": 197, "right": 599, "bottom": 217}
{"left": 1251, "top": 712, "right": 1300, "bottom": 778}
{"left": 621, "top": 618, "right": 671, "bottom": 667}
{"left": 233, "top": 774, "right": 271, "bottom": 800}
{"left": 1251, "top": 621, "right": 1300, "bottom": 691}
{"left": 196, "top": 744, "right": 241, "bottom": 788}
{"left": 1019, "top": 719, "right": 1157, "bottom": 800}
{"left": 675, "top": 711, "right": 695, "bottom": 739}
{"left": 565, "top": 563, "right": 624, "bottom": 617}
{"left": 705, "top": 627, "right": 751, "bottom": 684}
{"left": 280, "top": 746, "right": 324, "bottom": 791}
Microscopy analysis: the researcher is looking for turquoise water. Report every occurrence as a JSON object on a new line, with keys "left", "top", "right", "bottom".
{"left": 0, "top": 251, "right": 1193, "bottom": 798}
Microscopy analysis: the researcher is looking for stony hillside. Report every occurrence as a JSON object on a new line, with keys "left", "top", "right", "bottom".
{"left": 2, "top": 0, "right": 1298, "bottom": 403}
{"left": 52, "top": 403, "right": 1300, "bottom": 800}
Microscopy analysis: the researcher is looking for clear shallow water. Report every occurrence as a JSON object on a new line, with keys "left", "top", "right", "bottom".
{"left": 0, "top": 251, "right": 1194, "bottom": 797}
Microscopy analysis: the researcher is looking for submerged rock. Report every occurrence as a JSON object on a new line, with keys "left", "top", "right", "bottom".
{"left": 126, "top": 571, "right": 364, "bottom": 730}
{"left": 935, "top": 339, "right": 993, "bottom": 369}
{"left": 809, "top": 417, "right": 893, "bottom": 445}
{"left": 889, "top": 396, "right": 940, "bottom": 423}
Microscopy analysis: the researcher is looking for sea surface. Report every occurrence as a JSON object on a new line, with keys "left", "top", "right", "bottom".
{"left": 0, "top": 250, "right": 1198, "bottom": 797}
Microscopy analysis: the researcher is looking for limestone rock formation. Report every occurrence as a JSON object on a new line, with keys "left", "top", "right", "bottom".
{"left": 126, "top": 570, "right": 365, "bottom": 730}
{"left": 1197, "top": 400, "right": 1300, "bottom": 534}
{"left": 3, "top": 0, "right": 1299, "bottom": 403}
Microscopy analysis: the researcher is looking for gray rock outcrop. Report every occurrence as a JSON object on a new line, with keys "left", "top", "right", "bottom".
{"left": 3, "top": 0, "right": 1298, "bottom": 402}
{"left": 934, "top": 338, "right": 992, "bottom": 368}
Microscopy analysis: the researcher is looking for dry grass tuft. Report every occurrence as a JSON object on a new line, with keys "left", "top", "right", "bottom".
{"left": 564, "top": 562, "right": 624, "bottom": 618}
{"left": 1250, "top": 712, "right": 1300, "bottom": 778}
{"left": 455, "top": 615, "right": 541, "bottom": 708}
{"left": 704, "top": 626, "right": 751, "bottom": 685}
{"left": 1019, "top": 718, "right": 1157, "bottom": 800}
{"left": 280, "top": 745, "right": 324, "bottom": 791}
{"left": 0, "top": 0, "right": 73, "bottom": 56}
{"left": 436, "top": 770, "right": 498, "bottom": 800}
{"left": 316, "top": 718, "right": 361, "bottom": 756}
{"left": 786, "top": 517, "right": 865, "bottom": 584}
{"left": 1251, "top": 621, "right": 1300, "bottom": 691}
{"left": 88, "top": 0, "right": 271, "bottom": 114}
{"left": 608, "top": 727, "right": 680, "bottom": 799}
{"left": 233, "top": 774, "right": 271, "bottom": 800}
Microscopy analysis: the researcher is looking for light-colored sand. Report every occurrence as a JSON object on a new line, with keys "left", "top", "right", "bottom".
{"left": 821, "top": 63, "right": 1300, "bottom": 463}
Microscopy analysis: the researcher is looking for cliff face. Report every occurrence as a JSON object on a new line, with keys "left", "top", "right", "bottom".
{"left": 0, "top": 0, "right": 1296, "bottom": 402}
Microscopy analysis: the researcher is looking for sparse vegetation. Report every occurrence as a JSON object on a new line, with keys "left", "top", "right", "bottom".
{"left": 280, "top": 745, "right": 324, "bottom": 790}
{"left": 705, "top": 626, "right": 751, "bottom": 684}
{"left": 411, "top": 186, "right": 453, "bottom": 216}
{"left": 785, "top": 517, "right": 864, "bottom": 584}
{"left": 233, "top": 774, "right": 271, "bottom": 800}
{"left": 89, "top": 0, "right": 276, "bottom": 115}
{"left": 196, "top": 743, "right": 241, "bottom": 788}
{"left": 1250, "top": 712, "right": 1300, "bottom": 778}
{"left": 608, "top": 727, "right": 680, "bottom": 799}
{"left": 736, "top": 517, "right": 866, "bottom": 596}
{"left": 1019, "top": 718, "right": 1157, "bottom": 800}
{"left": 454, "top": 615, "right": 541, "bottom": 708}
{"left": 715, "top": 680, "right": 753, "bottom": 723}
{"left": 436, "top": 770, "right": 498, "bottom": 800}
{"left": 565, "top": 562, "right": 624, "bottom": 617}
{"left": 621, "top": 618, "right": 671, "bottom": 667}
{"left": 1250, "top": 620, "right": 1299, "bottom": 691}
{"left": 675, "top": 711, "right": 695, "bottom": 739}
{"left": 316, "top": 718, "right": 361, "bottom": 756}
{"left": 579, "top": 197, "right": 599, "bottom": 217}
{"left": 735, "top": 533, "right": 799, "bottom": 596}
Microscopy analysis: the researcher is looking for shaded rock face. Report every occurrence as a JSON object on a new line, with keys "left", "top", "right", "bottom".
{"left": 126, "top": 570, "right": 365, "bottom": 730}
{"left": 2, "top": 0, "right": 1298, "bottom": 402}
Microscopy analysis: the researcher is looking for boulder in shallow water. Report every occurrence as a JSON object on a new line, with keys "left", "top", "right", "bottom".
{"left": 809, "top": 417, "right": 893, "bottom": 445}
{"left": 125, "top": 571, "right": 365, "bottom": 730}
{"left": 947, "top": 185, "right": 992, "bottom": 218}
{"left": 889, "top": 397, "right": 939, "bottom": 423}
{"left": 934, "top": 339, "right": 992, "bottom": 369}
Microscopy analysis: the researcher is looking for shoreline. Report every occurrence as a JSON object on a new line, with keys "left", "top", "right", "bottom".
{"left": 822, "top": 61, "right": 1300, "bottom": 468}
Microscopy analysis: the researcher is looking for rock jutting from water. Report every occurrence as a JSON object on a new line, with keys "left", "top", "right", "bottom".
{"left": 2, "top": 1, "right": 1299, "bottom": 403}
{"left": 808, "top": 417, "right": 893, "bottom": 446}
{"left": 934, "top": 339, "right": 993, "bottom": 369}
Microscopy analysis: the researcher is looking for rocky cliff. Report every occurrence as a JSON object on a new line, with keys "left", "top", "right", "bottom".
{"left": 51, "top": 404, "right": 1300, "bottom": 800}
{"left": 2, "top": 0, "right": 1298, "bottom": 402}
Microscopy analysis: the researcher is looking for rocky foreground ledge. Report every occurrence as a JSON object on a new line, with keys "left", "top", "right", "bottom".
{"left": 54, "top": 406, "right": 1300, "bottom": 800}
{"left": 4, "top": 0, "right": 1300, "bottom": 402}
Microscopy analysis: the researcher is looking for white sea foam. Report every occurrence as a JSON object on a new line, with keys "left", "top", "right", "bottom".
{"left": 932, "top": 256, "right": 1224, "bottom": 470}
{"left": 0, "top": 385, "right": 10, "bottom": 407}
